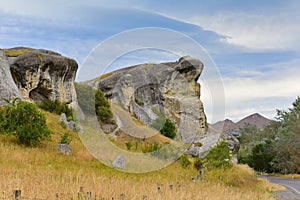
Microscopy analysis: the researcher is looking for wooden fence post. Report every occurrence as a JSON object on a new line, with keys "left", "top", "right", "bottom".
{"left": 86, "top": 192, "right": 92, "bottom": 200}
{"left": 14, "top": 190, "right": 21, "bottom": 200}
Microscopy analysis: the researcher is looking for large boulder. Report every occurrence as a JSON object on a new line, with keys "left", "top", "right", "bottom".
{"left": 96, "top": 56, "right": 207, "bottom": 143}
{"left": 8, "top": 48, "right": 78, "bottom": 106}
{"left": 0, "top": 50, "right": 22, "bottom": 105}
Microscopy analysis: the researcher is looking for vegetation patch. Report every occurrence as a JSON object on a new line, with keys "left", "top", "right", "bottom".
{"left": 75, "top": 83, "right": 114, "bottom": 125}
{"left": 151, "top": 115, "right": 176, "bottom": 139}
{"left": 134, "top": 97, "right": 144, "bottom": 106}
{"left": 238, "top": 96, "right": 300, "bottom": 174}
{"left": 3, "top": 48, "right": 33, "bottom": 57}
{"left": 0, "top": 98, "right": 52, "bottom": 146}
{"left": 59, "top": 132, "right": 72, "bottom": 145}
{"left": 39, "top": 99, "right": 73, "bottom": 120}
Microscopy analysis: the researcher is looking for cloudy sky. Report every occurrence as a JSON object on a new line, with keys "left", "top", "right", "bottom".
{"left": 0, "top": 0, "right": 299, "bottom": 123}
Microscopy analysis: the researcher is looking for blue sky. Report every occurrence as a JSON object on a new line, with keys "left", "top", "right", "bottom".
{"left": 0, "top": 0, "right": 299, "bottom": 123}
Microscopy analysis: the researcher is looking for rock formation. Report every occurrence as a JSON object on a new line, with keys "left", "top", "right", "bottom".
{"left": 0, "top": 50, "right": 22, "bottom": 105}
{"left": 96, "top": 56, "right": 207, "bottom": 143}
{"left": 5, "top": 47, "right": 78, "bottom": 106}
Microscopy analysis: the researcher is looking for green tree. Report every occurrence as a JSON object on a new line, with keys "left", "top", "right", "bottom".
{"left": 238, "top": 96, "right": 300, "bottom": 174}
{"left": 95, "top": 90, "right": 113, "bottom": 123}
{"left": 1, "top": 99, "right": 52, "bottom": 146}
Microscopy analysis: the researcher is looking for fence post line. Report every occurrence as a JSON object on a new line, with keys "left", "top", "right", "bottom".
{"left": 14, "top": 190, "right": 21, "bottom": 200}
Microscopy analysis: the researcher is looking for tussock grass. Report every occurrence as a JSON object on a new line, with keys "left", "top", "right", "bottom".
{"left": 0, "top": 111, "right": 281, "bottom": 199}
{"left": 3, "top": 48, "right": 33, "bottom": 57}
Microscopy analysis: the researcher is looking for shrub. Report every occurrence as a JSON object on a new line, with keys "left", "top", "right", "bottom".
{"left": 134, "top": 97, "right": 144, "bottom": 106}
{"left": 141, "top": 142, "right": 161, "bottom": 153}
{"left": 160, "top": 119, "right": 176, "bottom": 139}
{"left": 125, "top": 141, "right": 133, "bottom": 150}
{"left": 180, "top": 154, "right": 191, "bottom": 169}
{"left": 3, "top": 99, "right": 52, "bottom": 146}
{"left": 194, "top": 157, "right": 203, "bottom": 171}
{"left": 203, "top": 141, "right": 232, "bottom": 169}
{"left": 95, "top": 90, "right": 113, "bottom": 124}
{"left": 59, "top": 133, "right": 72, "bottom": 145}
{"left": 39, "top": 100, "right": 73, "bottom": 120}
{"left": 0, "top": 106, "right": 7, "bottom": 134}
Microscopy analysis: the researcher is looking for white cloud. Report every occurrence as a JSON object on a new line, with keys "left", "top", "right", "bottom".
{"left": 185, "top": 9, "right": 300, "bottom": 51}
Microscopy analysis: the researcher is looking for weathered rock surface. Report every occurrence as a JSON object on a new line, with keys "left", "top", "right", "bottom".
{"left": 96, "top": 56, "right": 207, "bottom": 143}
{"left": 56, "top": 143, "right": 72, "bottom": 155}
{"left": 220, "top": 132, "right": 240, "bottom": 152}
{"left": 0, "top": 50, "right": 22, "bottom": 105}
{"left": 8, "top": 48, "right": 78, "bottom": 106}
{"left": 59, "top": 113, "right": 76, "bottom": 131}
{"left": 112, "top": 155, "right": 126, "bottom": 169}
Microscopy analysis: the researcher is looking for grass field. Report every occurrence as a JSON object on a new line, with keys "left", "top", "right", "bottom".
{"left": 0, "top": 111, "right": 283, "bottom": 199}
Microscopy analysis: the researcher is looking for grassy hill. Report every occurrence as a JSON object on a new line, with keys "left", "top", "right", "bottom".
{"left": 0, "top": 110, "right": 282, "bottom": 199}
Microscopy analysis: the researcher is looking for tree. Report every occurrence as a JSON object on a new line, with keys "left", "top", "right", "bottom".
{"left": 238, "top": 96, "right": 300, "bottom": 174}
{"left": 0, "top": 99, "right": 52, "bottom": 146}
{"left": 160, "top": 119, "right": 176, "bottom": 139}
{"left": 95, "top": 89, "right": 113, "bottom": 123}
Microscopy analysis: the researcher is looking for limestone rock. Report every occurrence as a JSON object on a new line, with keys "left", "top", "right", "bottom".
{"left": 59, "top": 113, "right": 76, "bottom": 131}
{"left": 112, "top": 155, "right": 126, "bottom": 169}
{"left": 97, "top": 56, "right": 207, "bottom": 143}
{"left": 9, "top": 48, "right": 78, "bottom": 106}
{"left": 220, "top": 133, "right": 240, "bottom": 152}
{"left": 185, "top": 129, "right": 220, "bottom": 158}
{"left": 0, "top": 50, "right": 22, "bottom": 105}
{"left": 56, "top": 143, "right": 72, "bottom": 155}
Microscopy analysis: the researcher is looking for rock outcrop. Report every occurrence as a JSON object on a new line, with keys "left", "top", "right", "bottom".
{"left": 0, "top": 50, "right": 22, "bottom": 105}
{"left": 6, "top": 47, "right": 78, "bottom": 106}
{"left": 96, "top": 56, "right": 207, "bottom": 143}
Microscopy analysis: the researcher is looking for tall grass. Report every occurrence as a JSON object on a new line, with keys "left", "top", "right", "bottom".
{"left": 0, "top": 111, "right": 282, "bottom": 199}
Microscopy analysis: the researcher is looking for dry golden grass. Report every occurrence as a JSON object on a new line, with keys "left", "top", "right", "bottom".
{"left": 260, "top": 173, "right": 300, "bottom": 180}
{"left": 0, "top": 112, "right": 281, "bottom": 199}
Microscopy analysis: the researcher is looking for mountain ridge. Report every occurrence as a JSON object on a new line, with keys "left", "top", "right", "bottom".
{"left": 210, "top": 113, "right": 272, "bottom": 134}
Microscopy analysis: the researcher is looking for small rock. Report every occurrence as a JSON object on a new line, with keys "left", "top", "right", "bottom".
{"left": 112, "top": 155, "right": 126, "bottom": 169}
{"left": 56, "top": 143, "right": 72, "bottom": 155}
{"left": 59, "top": 113, "right": 75, "bottom": 131}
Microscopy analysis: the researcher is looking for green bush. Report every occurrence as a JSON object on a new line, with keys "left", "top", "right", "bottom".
{"left": 194, "top": 157, "right": 203, "bottom": 171}
{"left": 180, "top": 154, "right": 191, "bottom": 169}
{"left": 59, "top": 133, "right": 72, "bottom": 145}
{"left": 1, "top": 99, "right": 52, "bottom": 146}
{"left": 95, "top": 90, "right": 113, "bottom": 124}
{"left": 160, "top": 119, "right": 176, "bottom": 139}
{"left": 0, "top": 106, "right": 7, "bottom": 134}
{"left": 125, "top": 141, "right": 133, "bottom": 150}
{"left": 203, "top": 141, "right": 232, "bottom": 169}
{"left": 39, "top": 99, "right": 73, "bottom": 120}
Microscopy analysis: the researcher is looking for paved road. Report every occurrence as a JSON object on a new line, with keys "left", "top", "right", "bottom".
{"left": 260, "top": 176, "right": 300, "bottom": 200}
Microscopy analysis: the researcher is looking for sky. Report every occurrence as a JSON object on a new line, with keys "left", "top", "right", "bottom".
{"left": 0, "top": 0, "right": 299, "bottom": 123}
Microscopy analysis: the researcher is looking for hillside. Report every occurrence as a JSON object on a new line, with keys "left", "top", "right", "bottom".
{"left": 0, "top": 110, "right": 281, "bottom": 199}
{"left": 211, "top": 113, "right": 272, "bottom": 135}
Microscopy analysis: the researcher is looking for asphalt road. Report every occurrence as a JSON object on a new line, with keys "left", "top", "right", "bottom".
{"left": 260, "top": 176, "right": 300, "bottom": 200}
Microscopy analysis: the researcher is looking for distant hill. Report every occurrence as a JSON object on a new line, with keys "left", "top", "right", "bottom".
{"left": 210, "top": 113, "right": 272, "bottom": 135}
